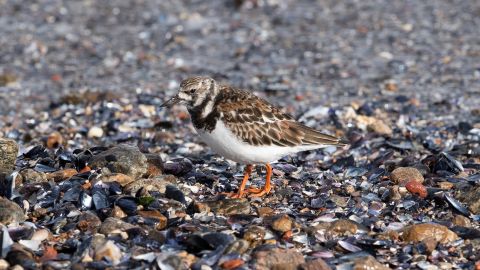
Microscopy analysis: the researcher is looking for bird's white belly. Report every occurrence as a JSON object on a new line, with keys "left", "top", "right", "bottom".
{"left": 197, "top": 121, "right": 318, "bottom": 164}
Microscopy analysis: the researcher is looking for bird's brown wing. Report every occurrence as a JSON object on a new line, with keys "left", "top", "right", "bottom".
{"left": 216, "top": 86, "right": 346, "bottom": 147}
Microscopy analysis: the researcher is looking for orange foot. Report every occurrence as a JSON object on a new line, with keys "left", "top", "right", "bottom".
{"left": 222, "top": 163, "right": 273, "bottom": 198}
{"left": 246, "top": 163, "right": 272, "bottom": 197}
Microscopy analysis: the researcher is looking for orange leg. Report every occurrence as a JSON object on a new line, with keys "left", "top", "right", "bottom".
{"left": 247, "top": 163, "right": 272, "bottom": 197}
{"left": 228, "top": 164, "right": 253, "bottom": 198}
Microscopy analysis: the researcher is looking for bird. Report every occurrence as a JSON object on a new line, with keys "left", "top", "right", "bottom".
{"left": 161, "top": 76, "right": 347, "bottom": 198}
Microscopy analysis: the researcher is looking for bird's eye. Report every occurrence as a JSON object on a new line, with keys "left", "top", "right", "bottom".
{"left": 189, "top": 89, "right": 196, "bottom": 94}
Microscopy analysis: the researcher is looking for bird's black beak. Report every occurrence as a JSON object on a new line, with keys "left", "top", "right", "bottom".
{"left": 160, "top": 95, "right": 180, "bottom": 107}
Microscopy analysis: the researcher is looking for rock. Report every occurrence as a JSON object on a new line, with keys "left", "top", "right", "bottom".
{"left": 299, "top": 258, "right": 332, "bottom": 270}
{"left": 138, "top": 210, "right": 168, "bottom": 230}
{"left": 147, "top": 229, "right": 166, "bottom": 244}
{"left": 271, "top": 214, "right": 294, "bottom": 233}
{"left": 0, "top": 138, "right": 18, "bottom": 174}
{"left": 123, "top": 175, "right": 178, "bottom": 195}
{"left": 388, "top": 185, "right": 402, "bottom": 201}
{"left": 163, "top": 159, "right": 193, "bottom": 176}
{"left": 452, "top": 215, "right": 471, "bottom": 227}
{"left": 220, "top": 258, "right": 245, "bottom": 270}
{"left": 111, "top": 205, "right": 127, "bottom": 218}
{"left": 355, "top": 115, "right": 392, "bottom": 136}
{"left": 330, "top": 194, "right": 349, "bottom": 207}
{"left": 422, "top": 237, "right": 438, "bottom": 254}
{"left": 438, "top": 181, "right": 454, "bottom": 190}
{"left": 95, "top": 173, "right": 134, "bottom": 186}
{"left": 367, "top": 119, "right": 393, "bottom": 136}
{"left": 18, "top": 169, "right": 47, "bottom": 184}
{"left": 30, "top": 229, "right": 50, "bottom": 241}
{"left": 257, "top": 207, "right": 274, "bottom": 217}
{"left": 77, "top": 211, "right": 102, "bottom": 233}
{"left": 353, "top": 255, "right": 391, "bottom": 270}
{"left": 0, "top": 197, "right": 25, "bottom": 224}
{"left": 225, "top": 240, "right": 250, "bottom": 255}
{"left": 243, "top": 226, "right": 266, "bottom": 247}
{"left": 89, "top": 144, "right": 147, "bottom": 180}
{"left": 144, "top": 153, "right": 163, "bottom": 177}
{"left": 87, "top": 126, "right": 104, "bottom": 138}
{"left": 457, "top": 185, "right": 480, "bottom": 214}
{"left": 94, "top": 240, "right": 122, "bottom": 265}
{"left": 405, "top": 180, "right": 427, "bottom": 198}
{"left": 5, "top": 243, "right": 36, "bottom": 269}
{"left": 254, "top": 247, "right": 305, "bottom": 270}
{"left": 0, "top": 259, "right": 8, "bottom": 270}
{"left": 98, "top": 217, "right": 136, "bottom": 235}
{"left": 46, "top": 132, "right": 63, "bottom": 149}
{"left": 165, "top": 185, "right": 186, "bottom": 204}
{"left": 390, "top": 167, "right": 424, "bottom": 185}
{"left": 327, "top": 219, "right": 364, "bottom": 236}
{"left": 194, "top": 199, "right": 251, "bottom": 215}
{"left": 401, "top": 223, "right": 459, "bottom": 243}
{"left": 46, "top": 168, "right": 77, "bottom": 182}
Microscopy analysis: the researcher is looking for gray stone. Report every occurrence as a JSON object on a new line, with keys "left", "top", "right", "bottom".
{"left": 123, "top": 175, "right": 178, "bottom": 195}
{"left": 0, "top": 197, "right": 25, "bottom": 224}
{"left": 89, "top": 144, "right": 147, "bottom": 180}
{"left": 98, "top": 217, "right": 136, "bottom": 235}
{"left": 0, "top": 139, "right": 18, "bottom": 174}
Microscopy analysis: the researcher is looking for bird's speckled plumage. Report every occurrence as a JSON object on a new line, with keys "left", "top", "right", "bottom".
{"left": 162, "top": 76, "right": 346, "bottom": 164}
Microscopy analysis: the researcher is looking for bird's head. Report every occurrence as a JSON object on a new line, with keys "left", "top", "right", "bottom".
{"left": 161, "top": 76, "right": 218, "bottom": 109}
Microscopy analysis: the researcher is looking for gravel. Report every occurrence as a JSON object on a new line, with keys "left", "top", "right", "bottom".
{"left": 0, "top": 0, "right": 479, "bottom": 269}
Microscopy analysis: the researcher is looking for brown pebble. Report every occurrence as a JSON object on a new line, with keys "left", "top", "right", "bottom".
{"left": 47, "top": 168, "right": 78, "bottom": 182}
{"left": 438, "top": 181, "right": 454, "bottom": 190}
{"left": 257, "top": 207, "right": 274, "bottom": 217}
{"left": 46, "top": 132, "right": 63, "bottom": 149}
{"left": 390, "top": 167, "right": 424, "bottom": 185}
{"left": 401, "top": 223, "right": 458, "bottom": 243}
{"left": 271, "top": 214, "right": 293, "bottom": 233}
{"left": 452, "top": 215, "right": 471, "bottom": 227}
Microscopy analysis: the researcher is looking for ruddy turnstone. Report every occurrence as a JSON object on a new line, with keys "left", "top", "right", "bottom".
{"left": 161, "top": 76, "right": 347, "bottom": 198}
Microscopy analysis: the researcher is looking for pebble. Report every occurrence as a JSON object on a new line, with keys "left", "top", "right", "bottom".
{"left": 0, "top": 198, "right": 25, "bottom": 224}
{"left": 243, "top": 226, "right": 266, "bottom": 246}
{"left": 457, "top": 185, "right": 480, "bottom": 214}
{"left": 98, "top": 217, "right": 136, "bottom": 235}
{"left": 18, "top": 169, "right": 47, "bottom": 184}
{"left": 5, "top": 244, "right": 36, "bottom": 269}
{"left": 0, "top": 259, "right": 8, "bottom": 270}
{"left": 194, "top": 199, "right": 251, "bottom": 215}
{"left": 355, "top": 115, "right": 392, "bottom": 136}
{"left": 95, "top": 173, "right": 134, "bottom": 186}
{"left": 452, "top": 215, "right": 471, "bottom": 227}
{"left": 88, "top": 144, "right": 147, "bottom": 180}
{"left": 94, "top": 240, "right": 122, "bottom": 265}
{"left": 138, "top": 210, "right": 168, "bottom": 230}
{"left": 299, "top": 258, "right": 332, "bottom": 270}
{"left": 257, "top": 207, "right": 274, "bottom": 217}
{"left": 327, "top": 219, "right": 362, "bottom": 236}
{"left": 144, "top": 153, "right": 164, "bottom": 177}
{"left": 401, "top": 223, "right": 459, "bottom": 243}
{"left": 30, "top": 229, "right": 50, "bottom": 242}
{"left": 87, "top": 126, "right": 104, "bottom": 138}
{"left": 271, "top": 214, "right": 294, "bottom": 233}
{"left": 123, "top": 175, "right": 178, "bottom": 195}
{"left": 77, "top": 211, "right": 102, "bottom": 233}
{"left": 254, "top": 247, "right": 305, "bottom": 270}
{"left": 353, "top": 255, "right": 391, "bottom": 270}
{"left": 390, "top": 167, "right": 424, "bottom": 185}
{"left": 438, "top": 181, "right": 454, "bottom": 190}
{"left": 46, "top": 168, "right": 77, "bottom": 182}
{"left": 46, "top": 132, "right": 63, "bottom": 149}
{"left": 0, "top": 138, "right": 18, "bottom": 174}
